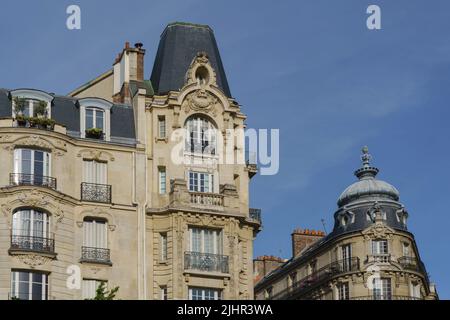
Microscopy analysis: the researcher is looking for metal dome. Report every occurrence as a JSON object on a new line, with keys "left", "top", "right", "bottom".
{"left": 337, "top": 146, "right": 400, "bottom": 207}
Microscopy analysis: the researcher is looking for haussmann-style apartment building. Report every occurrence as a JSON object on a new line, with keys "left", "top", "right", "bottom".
{"left": 254, "top": 147, "right": 438, "bottom": 300}
{"left": 0, "top": 22, "right": 261, "bottom": 300}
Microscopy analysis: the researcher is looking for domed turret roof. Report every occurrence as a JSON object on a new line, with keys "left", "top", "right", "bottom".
{"left": 337, "top": 147, "right": 400, "bottom": 207}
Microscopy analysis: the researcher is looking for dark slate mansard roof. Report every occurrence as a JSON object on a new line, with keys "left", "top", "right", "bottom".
{"left": 150, "top": 22, "right": 232, "bottom": 97}
{"left": 0, "top": 88, "right": 136, "bottom": 145}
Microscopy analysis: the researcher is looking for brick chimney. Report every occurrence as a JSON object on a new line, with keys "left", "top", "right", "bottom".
{"left": 253, "top": 255, "right": 286, "bottom": 285}
{"left": 291, "top": 228, "right": 325, "bottom": 258}
{"left": 113, "top": 41, "right": 146, "bottom": 103}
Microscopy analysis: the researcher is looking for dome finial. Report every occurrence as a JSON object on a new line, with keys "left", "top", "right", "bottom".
{"left": 354, "top": 146, "right": 379, "bottom": 180}
{"left": 361, "top": 146, "right": 371, "bottom": 168}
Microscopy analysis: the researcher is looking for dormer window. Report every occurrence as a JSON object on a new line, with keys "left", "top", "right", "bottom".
{"left": 78, "top": 98, "right": 112, "bottom": 141}
{"left": 10, "top": 89, "right": 54, "bottom": 129}
{"left": 85, "top": 108, "right": 105, "bottom": 139}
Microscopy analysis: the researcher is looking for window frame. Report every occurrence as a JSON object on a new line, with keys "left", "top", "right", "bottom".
{"left": 14, "top": 148, "right": 51, "bottom": 177}
{"left": 78, "top": 98, "right": 112, "bottom": 141}
{"left": 189, "top": 227, "right": 223, "bottom": 255}
{"left": 188, "top": 171, "right": 215, "bottom": 193}
{"left": 371, "top": 240, "right": 389, "bottom": 255}
{"left": 11, "top": 270, "right": 48, "bottom": 300}
{"left": 158, "top": 167, "right": 167, "bottom": 194}
{"left": 184, "top": 116, "right": 217, "bottom": 156}
{"left": 83, "top": 217, "right": 108, "bottom": 249}
{"left": 188, "top": 287, "right": 221, "bottom": 300}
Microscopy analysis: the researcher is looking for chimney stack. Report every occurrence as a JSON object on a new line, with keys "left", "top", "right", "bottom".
{"left": 253, "top": 255, "right": 286, "bottom": 285}
{"left": 113, "top": 41, "right": 146, "bottom": 103}
{"left": 291, "top": 228, "right": 325, "bottom": 258}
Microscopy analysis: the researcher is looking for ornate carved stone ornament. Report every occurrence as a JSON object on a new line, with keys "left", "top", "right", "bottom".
{"left": 78, "top": 208, "right": 117, "bottom": 231}
{"left": 3, "top": 190, "right": 65, "bottom": 226}
{"left": 77, "top": 149, "right": 115, "bottom": 162}
{"left": 1, "top": 135, "right": 67, "bottom": 156}
{"left": 14, "top": 254, "right": 53, "bottom": 268}
{"left": 185, "top": 52, "right": 217, "bottom": 87}
{"left": 183, "top": 89, "right": 219, "bottom": 116}
{"left": 362, "top": 220, "right": 395, "bottom": 240}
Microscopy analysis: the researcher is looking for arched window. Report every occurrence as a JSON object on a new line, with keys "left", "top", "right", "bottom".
{"left": 185, "top": 115, "right": 217, "bottom": 155}
{"left": 12, "top": 209, "right": 51, "bottom": 252}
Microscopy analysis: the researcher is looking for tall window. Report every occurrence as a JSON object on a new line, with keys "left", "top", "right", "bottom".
{"left": 83, "top": 218, "right": 108, "bottom": 249}
{"left": 83, "top": 160, "right": 107, "bottom": 185}
{"left": 338, "top": 282, "right": 350, "bottom": 300}
{"left": 14, "top": 148, "right": 50, "bottom": 182}
{"left": 158, "top": 116, "right": 166, "bottom": 138}
{"left": 189, "top": 227, "right": 222, "bottom": 254}
{"left": 11, "top": 270, "right": 48, "bottom": 300}
{"left": 160, "top": 233, "right": 168, "bottom": 262}
{"left": 402, "top": 242, "right": 410, "bottom": 257}
{"left": 372, "top": 240, "right": 388, "bottom": 255}
{"left": 189, "top": 287, "right": 221, "bottom": 300}
{"left": 159, "top": 167, "right": 166, "bottom": 194}
{"left": 12, "top": 209, "right": 50, "bottom": 239}
{"left": 185, "top": 116, "right": 217, "bottom": 155}
{"left": 341, "top": 244, "right": 352, "bottom": 271}
{"left": 85, "top": 108, "right": 104, "bottom": 131}
{"left": 373, "top": 278, "right": 392, "bottom": 300}
{"left": 189, "top": 171, "right": 214, "bottom": 193}
{"left": 82, "top": 279, "right": 106, "bottom": 299}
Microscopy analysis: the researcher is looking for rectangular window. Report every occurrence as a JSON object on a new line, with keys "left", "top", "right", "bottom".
{"left": 189, "top": 227, "right": 222, "bottom": 254}
{"left": 158, "top": 116, "right": 166, "bottom": 138}
{"left": 83, "top": 160, "right": 107, "bottom": 184}
{"left": 341, "top": 244, "right": 352, "bottom": 271}
{"left": 160, "top": 233, "right": 167, "bottom": 262}
{"left": 373, "top": 278, "right": 392, "bottom": 300}
{"left": 338, "top": 282, "right": 350, "bottom": 300}
{"left": 14, "top": 148, "right": 50, "bottom": 177}
{"left": 188, "top": 287, "right": 221, "bottom": 300}
{"left": 160, "top": 286, "right": 168, "bottom": 300}
{"left": 372, "top": 240, "right": 388, "bottom": 255}
{"left": 402, "top": 243, "right": 410, "bottom": 257}
{"left": 83, "top": 219, "right": 107, "bottom": 249}
{"left": 11, "top": 270, "right": 48, "bottom": 300}
{"left": 159, "top": 167, "right": 166, "bottom": 194}
{"left": 82, "top": 279, "right": 106, "bottom": 300}
{"left": 86, "top": 108, "right": 104, "bottom": 130}
{"left": 188, "top": 171, "right": 214, "bottom": 193}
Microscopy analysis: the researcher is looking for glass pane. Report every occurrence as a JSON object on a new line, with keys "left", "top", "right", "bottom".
{"left": 34, "top": 151, "right": 44, "bottom": 176}
{"left": 21, "top": 149, "right": 32, "bottom": 175}
{"left": 86, "top": 109, "right": 94, "bottom": 129}
{"left": 96, "top": 111, "right": 104, "bottom": 130}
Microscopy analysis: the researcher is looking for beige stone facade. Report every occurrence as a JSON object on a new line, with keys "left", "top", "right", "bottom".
{"left": 0, "top": 22, "right": 260, "bottom": 300}
{"left": 254, "top": 150, "right": 438, "bottom": 300}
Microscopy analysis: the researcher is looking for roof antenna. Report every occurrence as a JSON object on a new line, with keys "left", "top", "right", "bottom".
{"left": 321, "top": 218, "right": 328, "bottom": 235}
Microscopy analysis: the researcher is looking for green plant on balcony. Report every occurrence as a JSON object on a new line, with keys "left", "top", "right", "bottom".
{"left": 85, "top": 127, "right": 103, "bottom": 139}
{"left": 13, "top": 97, "right": 27, "bottom": 126}
{"left": 34, "top": 100, "right": 48, "bottom": 117}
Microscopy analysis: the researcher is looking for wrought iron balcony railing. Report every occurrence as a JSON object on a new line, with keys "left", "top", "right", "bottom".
{"left": 81, "top": 182, "right": 112, "bottom": 203}
{"left": 271, "top": 257, "right": 360, "bottom": 300}
{"left": 184, "top": 251, "right": 229, "bottom": 274}
{"left": 10, "top": 173, "right": 57, "bottom": 190}
{"left": 350, "top": 295, "right": 421, "bottom": 300}
{"left": 249, "top": 208, "right": 262, "bottom": 224}
{"left": 81, "top": 246, "right": 111, "bottom": 265}
{"left": 10, "top": 234, "right": 55, "bottom": 254}
{"left": 398, "top": 256, "right": 430, "bottom": 288}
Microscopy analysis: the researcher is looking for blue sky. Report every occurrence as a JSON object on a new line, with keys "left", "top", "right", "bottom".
{"left": 1, "top": 0, "right": 449, "bottom": 298}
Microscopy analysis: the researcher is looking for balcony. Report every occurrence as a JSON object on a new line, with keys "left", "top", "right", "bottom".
{"left": 80, "top": 246, "right": 111, "bottom": 265}
{"left": 350, "top": 295, "right": 421, "bottom": 300}
{"left": 81, "top": 182, "right": 112, "bottom": 204}
{"left": 398, "top": 256, "right": 430, "bottom": 287}
{"left": 189, "top": 192, "right": 224, "bottom": 207}
{"left": 366, "top": 254, "right": 391, "bottom": 264}
{"left": 184, "top": 251, "right": 229, "bottom": 274}
{"left": 10, "top": 173, "right": 57, "bottom": 190}
{"left": 271, "top": 257, "right": 360, "bottom": 300}
{"left": 9, "top": 234, "right": 55, "bottom": 254}
{"left": 249, "top": 208, "right": 262, "bottom": 224}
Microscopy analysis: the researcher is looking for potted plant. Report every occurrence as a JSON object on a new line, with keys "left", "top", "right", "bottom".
{"left": 85, "top": 128, "right": 103, "bottom": 139}
{"left": 34, "top": 100, "right": 48, "bottom": 118}
{"left": 28, "top": 116, "right": 38, "bottom": 128}
{"left": 13, "top": 97, "right": 27, "bottom": 126}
